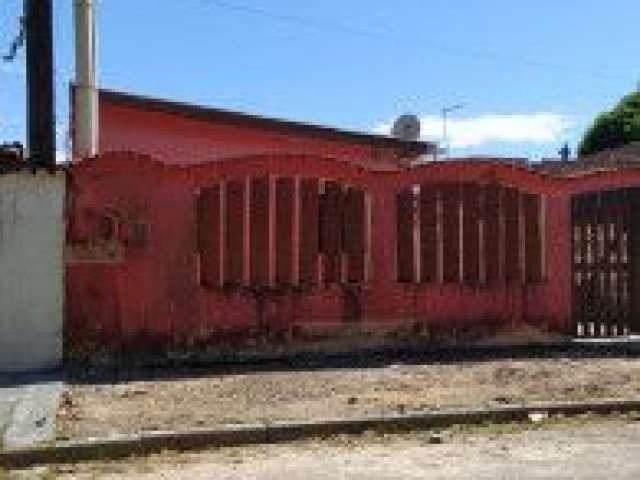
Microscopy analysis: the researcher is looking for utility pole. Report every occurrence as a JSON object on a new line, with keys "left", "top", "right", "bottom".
{"left": 24, "top": 0, "right": 55, "bottom": 169}
{"left": 74, "top": 0, "right": 98, "bottom": 159}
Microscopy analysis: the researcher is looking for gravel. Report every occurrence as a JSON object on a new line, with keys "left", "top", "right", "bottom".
{"left": 58, "top": 358, "right": 640, "bottom": 441}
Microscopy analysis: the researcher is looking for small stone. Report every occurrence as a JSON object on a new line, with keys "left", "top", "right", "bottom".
{"left": 428, "top": 433, "right": 444, "bottom": 444}
{"left": 347, "top": 396, "right": 358, "bottom": 405}
{"left": 493, "top": 396, "right": 512, "bottom": 404}
{"left": 56, "top": 465, "right": 76, "bottom": 474}
{"left": 528, "top": 411, "right": 548, "bottom": 423}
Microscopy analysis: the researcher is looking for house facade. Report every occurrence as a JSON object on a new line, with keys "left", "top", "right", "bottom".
{"left": 63, "top": 90, "right": 640, "bottom": 362}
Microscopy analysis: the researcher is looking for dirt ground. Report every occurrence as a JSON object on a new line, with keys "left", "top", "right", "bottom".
{"left": 12, "top": 414, "right": 640, "bottom": 479}
{"left": 57, "top": 357, "right": 640, "bottom": 442}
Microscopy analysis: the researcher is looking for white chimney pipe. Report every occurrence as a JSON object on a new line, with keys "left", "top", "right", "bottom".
{"left": 73, "top": 0, "right": 98, "bottom": 159}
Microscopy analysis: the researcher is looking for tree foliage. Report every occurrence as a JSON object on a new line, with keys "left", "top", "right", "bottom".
{"left": 578, "top": 91, "right": 640, "bottom": 157}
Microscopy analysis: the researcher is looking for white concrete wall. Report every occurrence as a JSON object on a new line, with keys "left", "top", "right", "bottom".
{"left": 0, "top": 171, "right": 65, "bottom": 372}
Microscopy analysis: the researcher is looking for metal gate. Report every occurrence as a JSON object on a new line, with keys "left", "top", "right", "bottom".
{"left": 571, "top": 188, "right": 640, "bottom": 336}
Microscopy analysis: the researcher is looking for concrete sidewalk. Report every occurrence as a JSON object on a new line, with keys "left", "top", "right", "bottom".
{"left": 0, "top": 374, "right": 63, "bottom": 450}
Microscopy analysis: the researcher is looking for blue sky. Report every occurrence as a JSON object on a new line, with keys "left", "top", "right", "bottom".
{"left": 1, "top": 0, "right": 638, "bottom": 160}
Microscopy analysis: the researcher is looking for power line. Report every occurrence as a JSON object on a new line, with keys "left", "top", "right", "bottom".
{"left": 198, "top": 0, "right": 631, "bottom": 84}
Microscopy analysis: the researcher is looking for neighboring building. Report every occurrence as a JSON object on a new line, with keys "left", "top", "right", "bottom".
{"left": 89, "top": 89, "right": 432, "bottom": 170}
{"left": 536, "top": 142, "right": 640, "bottom": 176}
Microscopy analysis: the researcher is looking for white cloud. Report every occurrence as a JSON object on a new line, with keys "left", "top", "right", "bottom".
{"left": 0, "top": 61, "right": 25, "bottom": 77}
{"left": 377, "top": 113, "right": 573, "bottom": 148}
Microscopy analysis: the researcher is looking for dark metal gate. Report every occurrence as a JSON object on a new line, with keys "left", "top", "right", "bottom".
{"left": 571, "top": 188, "right": 640, "bottom": 336}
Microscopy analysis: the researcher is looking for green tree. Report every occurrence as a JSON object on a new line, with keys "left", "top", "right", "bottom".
{"left": 578, "top": 91, "right": 640, "bottom": 157}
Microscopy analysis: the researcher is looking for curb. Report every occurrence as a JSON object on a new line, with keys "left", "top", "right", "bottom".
{"left": 2, "top": 398, "right": 640, "bottom": 469}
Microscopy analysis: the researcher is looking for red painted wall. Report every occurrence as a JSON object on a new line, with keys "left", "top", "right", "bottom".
{"left": 65, "top": 150, "right": 586, "bottom": 361}
{"left": 97, "top": 94, "right": 407, "bottom": 171}
{"left": 65, "top": 93, "right": 640, "bottom": 361}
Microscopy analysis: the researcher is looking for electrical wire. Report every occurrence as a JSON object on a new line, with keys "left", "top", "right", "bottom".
{"left": 198, "top": 0, "right": 632, "bottom": 84}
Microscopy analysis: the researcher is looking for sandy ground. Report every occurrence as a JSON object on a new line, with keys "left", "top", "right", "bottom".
{"left": 57, "top": 357, "right": 640, "bottom": 441}
{"left": 12, "top": 415, "right": 640, "bottom": 479}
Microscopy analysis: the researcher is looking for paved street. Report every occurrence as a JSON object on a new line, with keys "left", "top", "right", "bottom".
{"left": 26, "top": 417, "right": 640, "bottom": 479}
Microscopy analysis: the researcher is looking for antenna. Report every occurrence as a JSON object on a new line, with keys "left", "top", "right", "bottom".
{"left": 391, "top": 114, "right": 421, "bottom": 142}
{"left": 441, "top": 103, "right": 465, "bottom": 159}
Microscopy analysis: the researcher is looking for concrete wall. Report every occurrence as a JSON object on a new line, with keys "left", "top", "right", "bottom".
{"left": 0, "top": 171, "right": 65, "bottom": 372}
{"left": 65, "top": 153, "right": 577, "bottom": 364}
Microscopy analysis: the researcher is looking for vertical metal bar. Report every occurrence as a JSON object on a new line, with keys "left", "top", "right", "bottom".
{"left": 540, "top": 194, "right": 547, "bottom": 281}
{"left": 340, "top": 183, "right": 349, "bottom": 284}
{"left": 594, "top": 193, "right": 604, "bottom": 329}
{"left": 518, "top": 191, "right": 526, "bottom": 284}
{"left": 414, "top": 185, "right": 422, "bottom": 283}
{"left": 268, "top": 174, "right": 277, "bottom": 288}
{"left": 292, "top": 175, "right": 301, "bottom": 286}
{"left": 317, "top": 178, "right": 325, "bottom": 286}
{"left": 478, "top": 186, "right": 486, "bottom": 285}
{"left": 219, "top": 181, "right": 226, "bottom": 287}
{"left": 436, "top": 187, "right": 444, "bottom": 284}
{"left": 458, "top": 184, "right": 464, "bottom": 284}
{"left": 571, "top": 195, "right": 580, "bottom": 333}
{"left": 580, "top": 196, "right": 590, "bottom": 326}
{"left": 615, "top": 202, "right": 625, "bottom": 325}
{"left": 243, "top": 176, "right": 251, "bottom": 286}
{"left": 498, "top": 188, "right": 505, "bottom": 282}
{"left": 364, "top": 190, "right": 372, "bottom": 283}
